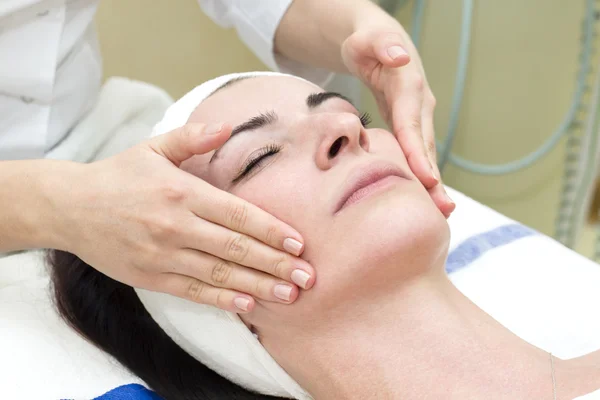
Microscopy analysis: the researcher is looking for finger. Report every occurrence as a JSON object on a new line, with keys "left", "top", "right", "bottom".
{"left": 421, "top": 94, "right": 441, "bottom": 182}
{"left": 149, "top": 122, "right": 232, "bottom": 167}
{"left": 191, "top": 184, "right": 307, "bottom": 257}
{"left": 182, "top": 218, "right": 315, "bottom": 289}
{"left": 391, "top": 87, "right": 438, "bottom": 189}
{"left": 371, "top": 32, "right": 411, "bottom": 67}
{"left": 421, "top": 95, "right": 454, "bottom": 215}
{"left": 175, "top": 249, "right": 302, "bottom": 303}
{"left": 345, "top": 30, "right": 410, "bottom": 68}
{"left": 428, "top": 184, "right": 456, "bottom": 219}
{"left": 161, "top": 273, "right": 256, "bottom": 313}
{"left": 373, "top": 91, "right": 391, "bottom": 125}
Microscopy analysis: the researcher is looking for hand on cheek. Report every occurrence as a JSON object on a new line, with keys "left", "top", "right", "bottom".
{"left": 372, "top": 129, "right": 455, "bottom": 219}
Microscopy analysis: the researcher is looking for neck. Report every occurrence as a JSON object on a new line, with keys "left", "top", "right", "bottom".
{"left": 264, "top": 267, "right": 599, "bottom": 400}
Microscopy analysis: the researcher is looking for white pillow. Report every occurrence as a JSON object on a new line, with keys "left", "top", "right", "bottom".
{"left": 445, "top": 187, "right": 600, "bottom": 358}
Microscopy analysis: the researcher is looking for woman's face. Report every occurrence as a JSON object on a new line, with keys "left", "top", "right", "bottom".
{"left": 183, "top": 76, "right": 449, "bottom": 326}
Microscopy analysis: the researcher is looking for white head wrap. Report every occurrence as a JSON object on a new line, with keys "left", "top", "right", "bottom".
{"left": 151, "top": 71, "right": 315, "bottom": 137}
{"left": 137, "top": 71, "right": 314, "bottom": 399}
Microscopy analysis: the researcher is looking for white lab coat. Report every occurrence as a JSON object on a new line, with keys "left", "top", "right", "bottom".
{"left": 0, "top": 0, "right": 329, "bottom": 161}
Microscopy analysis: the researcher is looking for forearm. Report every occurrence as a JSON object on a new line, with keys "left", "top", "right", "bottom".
{"left": 0, "top": 160, "right": 76, "bottom": 252}
{"left": 275, "top": 0, "right": 406, "bottom": 72}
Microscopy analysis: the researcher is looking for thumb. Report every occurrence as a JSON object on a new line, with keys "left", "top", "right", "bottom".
{"left": 372, "top": 32, "right": 411, "bottom": 67}
{"left": 344, "top": 30, "right": 411, "bottom": 69}
{"left": 149, "top": 123, "right": 232, "bottom": 166}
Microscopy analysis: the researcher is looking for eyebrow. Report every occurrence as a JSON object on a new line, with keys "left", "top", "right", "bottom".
{"left": 306, "top": 92, "right": 354, "bottom": 109}
{"left": 231, "top": 110, "right": 278, "bottom": 137}
{"left": 209, "top": 91, "right": 354, "bottom": 162}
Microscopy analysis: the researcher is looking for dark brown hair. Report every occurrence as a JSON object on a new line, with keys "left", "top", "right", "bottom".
{"left": 47, "top": 249, "right": 288, "bottom": 400}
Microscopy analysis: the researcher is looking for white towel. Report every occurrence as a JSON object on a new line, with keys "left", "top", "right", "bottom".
{"left": 151, "top": 71, "right": 314, "bottom": 138}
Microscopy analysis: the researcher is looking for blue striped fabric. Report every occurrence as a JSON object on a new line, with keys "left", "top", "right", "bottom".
{"left": 93, "top": 384, "right": 162, "bottom": 400}
{"left": 93, "top": 224, "right": 536, "bottom": 400}
{"left": 445, "top": 223, "right": 536, "bottom": 274}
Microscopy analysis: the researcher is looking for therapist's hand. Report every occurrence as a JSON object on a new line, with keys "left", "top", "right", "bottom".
{"left": 55, "top": 123, "right": 315, "bottom": 313}
{"left": 341, "top": 28, "right": 455, "bottom": 218}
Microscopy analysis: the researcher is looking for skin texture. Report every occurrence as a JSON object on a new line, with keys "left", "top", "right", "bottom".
{"left": 184, "top": 76, "right": 448, "bottom": 310}
{"left": 182, "top": 76, "right": 600, "bottom": 400}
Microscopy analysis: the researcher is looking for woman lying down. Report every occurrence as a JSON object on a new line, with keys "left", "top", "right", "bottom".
{"left": 48, "top": 72, "right": 600, "bottom": 400}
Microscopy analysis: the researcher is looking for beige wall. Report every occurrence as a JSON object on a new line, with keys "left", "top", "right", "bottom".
{"left": 394, "top": 1, "right": 587, "bottom": 237}
{"left": 97, "top": 0, "right": 267, "bottom": 99}
{"left": 97, "top": 1, "right": 594, "bottom": 246}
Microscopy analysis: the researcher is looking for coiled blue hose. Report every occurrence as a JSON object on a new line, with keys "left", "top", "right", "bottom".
{"left": 407, "top": 0, "right": 600, "bottom": 250}
{"left": 410, "top": 0, "right": 426, "bottom": 48}
{"left": 410, "top": 0, "right": 596, "bottom": 175}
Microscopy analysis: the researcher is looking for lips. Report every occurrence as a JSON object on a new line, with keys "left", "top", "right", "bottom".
{"left": 334, "top": 162, "right": 408, "bottom": 214}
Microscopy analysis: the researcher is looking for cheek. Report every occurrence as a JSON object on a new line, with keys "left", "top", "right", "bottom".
{"left": 368, "top": 130, "right": 412, "bottom": 172}
{"left": 249, "top": 184, "right": 451, "bottom": 335}
{"left": 303, "top": 180, "right": 449, "bottom": 309}
{"left": 232, "top": 160, "right": 319, "bottom": 234}
{"left": 326, "top": 181, "right": 446, "bottom": 263}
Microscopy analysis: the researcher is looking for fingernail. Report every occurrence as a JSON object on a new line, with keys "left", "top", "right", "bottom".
{"left": 205, "top": 123, "right": 223, "bottom": 135}
{"left": 444, "top": 206, "right": 455, "bottom": 218}
{"left": 234, "top": 297, "right": 250, "bottom": 311}
{"left": 445, "top": 192, "right": 454, "bottom": 206}
{"left": 430, "top": 161, "right": 439, "bottom": 182}
{"left": 283, "top": 238, "right": 303, "bottom": 256}
{"left": 274, "top": 284, "right": 293, "bottom": 301}
{"left": 291, "top": 269, "right": 311, "bottom": 289}
{"left": 387, "top": 45, "right": 408, "bottom": 60}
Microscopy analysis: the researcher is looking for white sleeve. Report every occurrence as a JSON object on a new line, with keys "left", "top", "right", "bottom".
{"left": 196, "top": 0, "right": 333, "bottom": 86}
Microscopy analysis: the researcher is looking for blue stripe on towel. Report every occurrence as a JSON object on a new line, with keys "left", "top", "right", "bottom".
{"left": 445, "top": 223, "right": 536, "bottom": 274}
{"left": 93, "top": 384, "right": 162, "bottom": 400}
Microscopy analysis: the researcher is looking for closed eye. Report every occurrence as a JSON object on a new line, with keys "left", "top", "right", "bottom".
{"left": 232, "top": 143, "right": 282, "bottom": 183}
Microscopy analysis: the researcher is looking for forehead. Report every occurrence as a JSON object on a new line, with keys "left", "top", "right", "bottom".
{"left": 187, "top": 76, "right": 323, "bottom": 127}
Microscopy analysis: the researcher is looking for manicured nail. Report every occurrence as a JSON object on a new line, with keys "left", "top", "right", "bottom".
{"left": 430, "top": 162, "right": 439, "bottom": 182}
{"left": 283, "top": 238, "right": 303, "bottom": 256}
{"left": 291, "top": 269, "right": 311, "bottom": 289}
{"left": 234, "top": 297, "right": 250, "bottom": 311}
{"left": 387, "top": 45, "right": 408, "bottom": 60}
{"left": 205, "top": 123, "right": 223, "bottom": 135}
{"left": 274, "top": 284, "right": 293, "bottom": 301}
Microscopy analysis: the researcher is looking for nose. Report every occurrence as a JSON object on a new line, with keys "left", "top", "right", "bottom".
{"left": 315, "top": 113, "right": 370, "bottom": 170}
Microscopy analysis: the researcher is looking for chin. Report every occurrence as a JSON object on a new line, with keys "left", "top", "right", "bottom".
{"left": 322, "top": 187, "right": 450, "bottom": 292}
